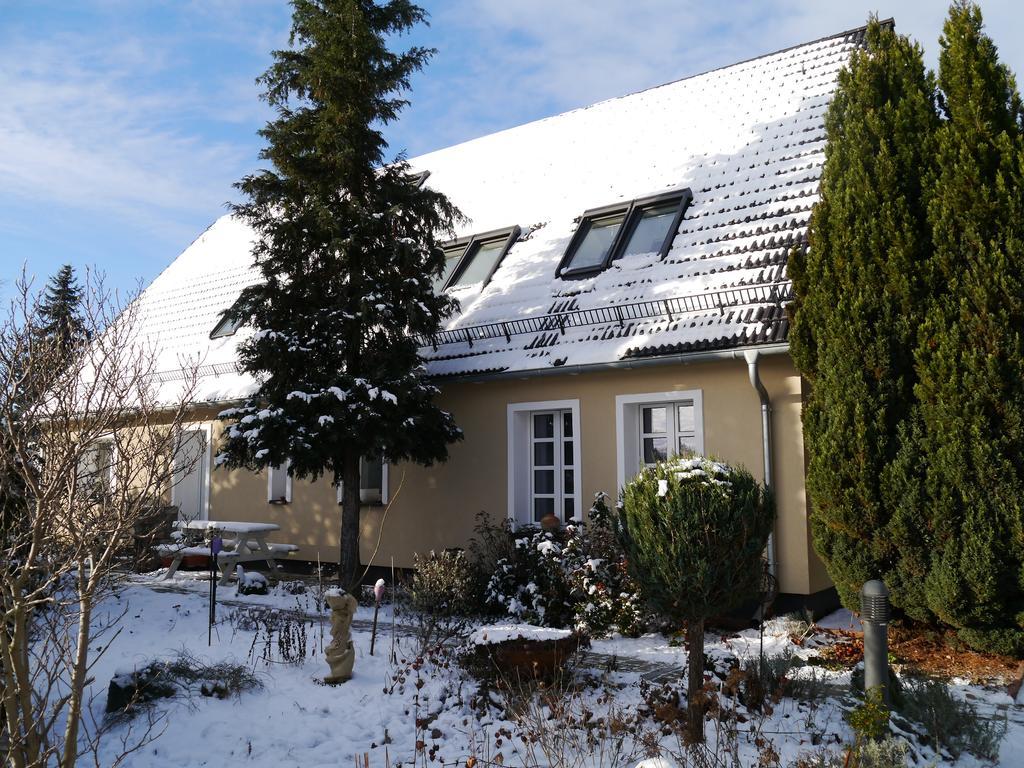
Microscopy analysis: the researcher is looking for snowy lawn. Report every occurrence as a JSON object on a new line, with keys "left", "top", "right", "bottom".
{"left": 79, "top": 574, "right": 1023, "bottom": 767}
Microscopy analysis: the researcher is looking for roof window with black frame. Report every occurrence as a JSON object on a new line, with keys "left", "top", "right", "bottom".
{"left": 209, "top": 310, "right": 243, "bottom": 340}
{"left": 433, "top": 226, "right": 521, "bottom": 293}
{"left": 556, "top": 189, "right": 692, "bottom": 279}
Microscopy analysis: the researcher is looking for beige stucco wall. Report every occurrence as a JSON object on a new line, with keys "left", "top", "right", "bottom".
{"left": 194, "top": 354, "right": 829, "bottom": 596}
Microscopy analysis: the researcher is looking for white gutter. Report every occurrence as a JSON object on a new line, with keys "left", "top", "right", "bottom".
{"left": 439, "top": 342, "right": 790, "bottom": 383}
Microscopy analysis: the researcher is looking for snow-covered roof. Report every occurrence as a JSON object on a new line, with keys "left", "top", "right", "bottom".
{"left": 136, "top": 25, "right": 866, "bottom": 402}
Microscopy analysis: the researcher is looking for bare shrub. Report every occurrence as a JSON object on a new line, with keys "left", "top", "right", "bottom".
{"left": 0, "top": 272, "right": 197, "bottom": 766}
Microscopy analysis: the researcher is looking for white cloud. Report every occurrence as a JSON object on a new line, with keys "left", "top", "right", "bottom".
{"left": 392, "top": 0, "right": 1024, "bottom": 157}
{"left": 0, "top": 30, "right": 264, "bottom": 242}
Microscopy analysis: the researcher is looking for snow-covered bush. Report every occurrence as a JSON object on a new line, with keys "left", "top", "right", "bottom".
{"left": 410, "top": 549, "right": 479, "bottom": 617}
{"left": 483, "top": 494, "right": 645, "bottom": 635}
{"left": 484, "top": 527, "right": 573, "bottom": 627}
{"left": 563, "top": 494, "right": 645, "bottom": 637}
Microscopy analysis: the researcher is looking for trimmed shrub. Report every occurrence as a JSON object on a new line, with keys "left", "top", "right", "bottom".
{"left": 955, "top": 626, "right": 1024, "bottom": 657}
{"left": 616, "top": 455, "right": 774, "bottom": 742}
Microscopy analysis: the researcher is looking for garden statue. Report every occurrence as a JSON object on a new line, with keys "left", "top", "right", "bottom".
{"left": 324, "top": 589, "right": 358, "bottom": 682}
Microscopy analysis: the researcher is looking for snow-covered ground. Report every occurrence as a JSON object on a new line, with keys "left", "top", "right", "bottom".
{"left": 77, "top": 574, "right": 1022, "bottom": 767}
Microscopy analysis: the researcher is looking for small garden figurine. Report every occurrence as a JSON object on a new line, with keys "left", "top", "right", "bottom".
{"left": 324, "top": 588, "right": 358, "bottom": 683}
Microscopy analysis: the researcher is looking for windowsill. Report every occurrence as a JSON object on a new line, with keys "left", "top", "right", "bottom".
{"left": 558, "top": 266, "right": 605, "bottom": 280}
{"left": 268, "top": 499, "right": 291, "bottom": 506}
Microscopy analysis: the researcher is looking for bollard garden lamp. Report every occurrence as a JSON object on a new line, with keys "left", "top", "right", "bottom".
{"left": 860, "top": 579, "right": 891, "bottom": 706}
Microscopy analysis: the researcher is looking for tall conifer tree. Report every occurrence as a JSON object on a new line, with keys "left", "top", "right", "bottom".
{"left": 37, "top": 264, "right": 86, "bottom": 358}
{"left": 916, "top": 1, "right": 1024, "bottom": 654}
{"left": 789, "top": 19, "right": 938, "bottom": 614}
{"left": 217, "top": 0, "right": 463, "bottom": 588}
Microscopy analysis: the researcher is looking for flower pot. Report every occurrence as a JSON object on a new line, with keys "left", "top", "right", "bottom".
{"left": 540, "top": 513, "right": 561, "bottom": 532}
{"left": 182, "top": 554, "right": 210, "bottom": 569}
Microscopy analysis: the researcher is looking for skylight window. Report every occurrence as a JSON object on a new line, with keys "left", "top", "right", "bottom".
{"left": 210, "top": 311, "right": 243, "bottom": 340}
{"left": 434, "top": 226, "right": 521, "bottom": 292}
{"left": 557, "top": 189, "right": 692, "bottom": 278}
{"left": 433, "top": 244, "right": 466, "bottom": 293}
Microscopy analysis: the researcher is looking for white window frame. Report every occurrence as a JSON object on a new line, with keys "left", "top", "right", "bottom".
{"left": 170, "top": 423, "right": 212, "bottom": 521}
{"left": 79, "top": 434, "right": 116, "bottom": 495}
{"left": 507, "top": 399, "right": 582, "bottom": 526}
{"left": 267, "top": 461, "right": 293, "bottom": 504}
{"left": 615, "top": 390, "right": 704, "bottom": 492}
{"left": 335, "top": 459, "right": 390, "bottom": 506}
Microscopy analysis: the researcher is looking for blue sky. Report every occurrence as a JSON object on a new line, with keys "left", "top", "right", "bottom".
{"left": 2, "top": 0, "right": 1022, "bottom": 303}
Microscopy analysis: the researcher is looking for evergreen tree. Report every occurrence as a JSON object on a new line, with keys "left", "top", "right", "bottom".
{"left": 217, "top": 0, "right": 463, "bottom": 589}
{"left": 37, "top": 264, "right": 86, "bottom": 359}
{"left": 616, "top": 457, "right": 773, "bottom": 743}
{"left": 789, "top": 19, "right": 938, "bottom": 616}
{"left": 915, "top": 1, "right": 1024, "bottom": 654}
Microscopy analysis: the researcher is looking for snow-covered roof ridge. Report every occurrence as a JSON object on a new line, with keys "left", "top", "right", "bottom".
{"left": 135, "top": 24, "right": 867, "bottom": 400}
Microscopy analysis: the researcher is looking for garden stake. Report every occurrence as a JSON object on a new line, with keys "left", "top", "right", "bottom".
{"left": 370, "top": 578, "right": 385, "bottom": 655}
{"left": 208, "top": 535, "right": 223, "bottom": 646}
{"left": 390, "top": 557, "right": 397, "bottom": 664}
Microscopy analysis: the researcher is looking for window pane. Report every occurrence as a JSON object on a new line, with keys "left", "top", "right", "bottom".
{"left": 270, "top": 465, "right": 287, "bottom": 499}
{"left": 563, "top": 497, "right": 575, "bottom": 519}
{"left": 359, "top": 456, "right": 383, "bottom": 491}
{"left": 563, "top": 439, "right": 574, "bottom": 467}
{"left": 677, "top": 403, "right": 696, "bottom": 435}
{"left": 565, "top": 213, "right": 625, "bottom": 272}
{"left": 562, "top": 411, "right": 573, "bottom": 438}
{"left": 679, "top": 436, "right": 699, "bottom": 456}
{"left": 451, "top": 239, "right": 506, "bottom": 287}
{"left": 534, "top": 497, "right": 554, "bottom": 521}
{"left": 564, "top": 469, "right": 574, "bottom": 495}
{"left": 642, "top": 406, "right": 668, "bottom": 434}
{"left": 432, "top": 246, "right": 465, "bottom": 291}
{"left": 533, "top": 413, "right": 554, "bottom": 439}
{"left": 533, "top": 441, "right": 554, "bottom": 467}
{"left": 211, "top": 313, "right": 242, "bottom": 339}
{"left": 621, "top": 202, "right": 678, "bottom": 259}
{"left": 534, "top": 469, "right": 555, "bottom": 495}
{"left": 643, "top": 437, "right": 668, "bottom": 464}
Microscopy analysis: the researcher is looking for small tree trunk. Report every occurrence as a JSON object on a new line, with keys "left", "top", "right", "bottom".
{"left": 61, "top": 579, "right": 94, "bottom": 768}
{"left": 338, "top": 453, "right": 361, "bottom": 591}
{"left": 685, "top": 618, "right": 706, "bottom": 744}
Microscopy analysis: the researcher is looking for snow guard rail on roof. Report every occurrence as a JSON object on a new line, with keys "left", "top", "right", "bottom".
{"left": 416, "top": 280, "right": 793, "bottom": 349}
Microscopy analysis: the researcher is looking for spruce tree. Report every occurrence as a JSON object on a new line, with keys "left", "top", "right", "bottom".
{"left": 915, "top": 1, "right": 1024, "bottom": 654}
{"left": 37, "top": 264, "right": 86, "bottom": 359}
{"left": 789, "top": 19, "right": 938, "bottom": 616}
{"left": 217, "top": 0, "right": 463, "bottom": 589}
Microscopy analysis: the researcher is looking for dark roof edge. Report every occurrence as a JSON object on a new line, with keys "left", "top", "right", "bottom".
{"left": 596, "top": 18, "right": 894, "bottom": 108}
{"left": 432, "top": 342, "right": 791, "bottom": 384}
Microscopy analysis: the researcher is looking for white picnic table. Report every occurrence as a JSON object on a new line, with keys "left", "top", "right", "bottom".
{"left": 157, "top": 520, "right": 298, "bottom": 586}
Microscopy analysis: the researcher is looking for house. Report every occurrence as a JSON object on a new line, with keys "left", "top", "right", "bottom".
{"left": 134, "top": 24, "right": 872, "bottom": 616}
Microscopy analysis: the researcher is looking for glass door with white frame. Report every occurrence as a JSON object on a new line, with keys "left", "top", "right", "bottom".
{"left": 529, "top": 410, "right": 577, "bottom": 522}
{"left": 172, "top": 428, "right": 209, "bottom": 521}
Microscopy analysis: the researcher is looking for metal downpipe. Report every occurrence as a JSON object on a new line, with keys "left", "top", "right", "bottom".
{"left": 743, "top": 349, "right": 777, "bottom": 579}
